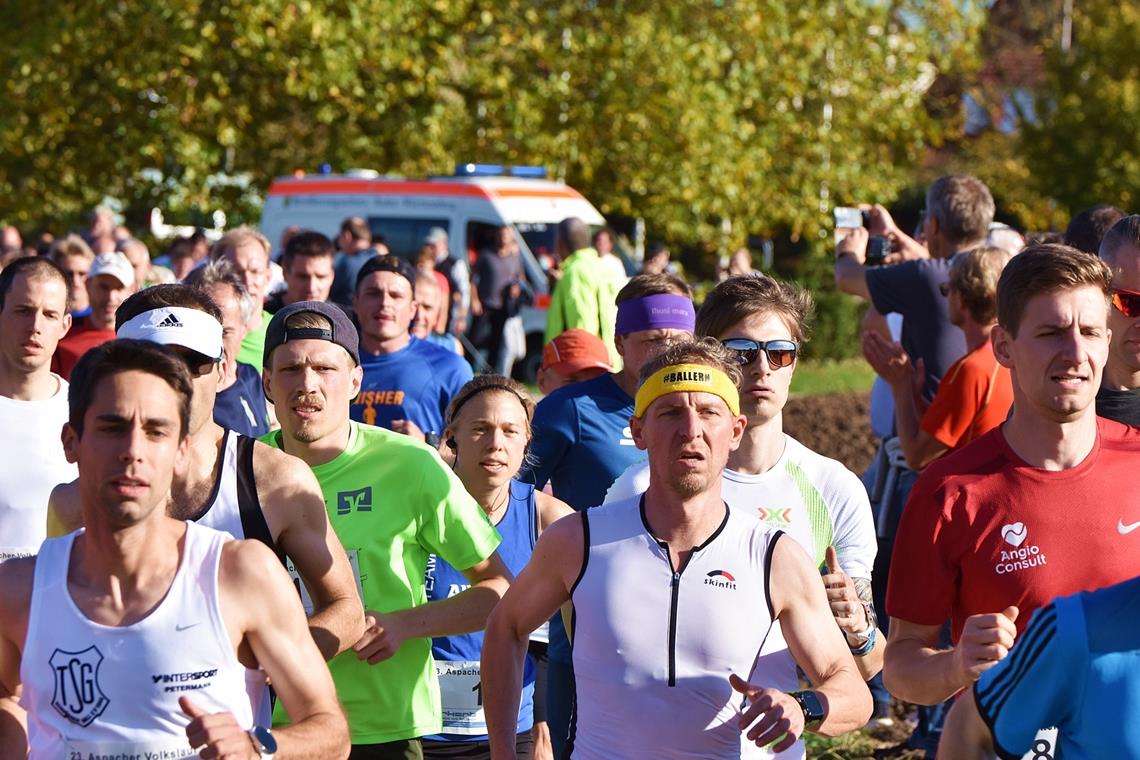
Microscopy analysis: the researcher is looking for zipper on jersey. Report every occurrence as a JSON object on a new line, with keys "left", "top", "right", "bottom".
{"left": 659, "top": 543, "right": 692, "bottom": 688}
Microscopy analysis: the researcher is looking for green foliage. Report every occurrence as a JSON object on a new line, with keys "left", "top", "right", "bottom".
{"left": 1019, "top": 0, "right": 1140, "bottom": 214}
{"left": 0, "top": 1, "right": 986, "bottom": 244}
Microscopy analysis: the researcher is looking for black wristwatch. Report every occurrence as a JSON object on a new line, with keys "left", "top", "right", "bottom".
{"left": 789, "top": 690, "right": 826, "bottom": 729}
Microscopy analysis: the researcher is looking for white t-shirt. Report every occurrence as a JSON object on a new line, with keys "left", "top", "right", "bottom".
{"left": 0, "top": 376, "right": 77, "bottom": 559}
{"left": 603, "top": 434, "right": 876, "bottom": 759}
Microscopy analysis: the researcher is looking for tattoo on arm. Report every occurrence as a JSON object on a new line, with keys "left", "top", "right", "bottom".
{"left": 853, "top": 578, "right": 872, "bottom": 603}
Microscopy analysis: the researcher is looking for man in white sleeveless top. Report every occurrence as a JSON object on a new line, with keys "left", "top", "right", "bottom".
{"left": 482, "top": 340, "right": 871, "bottom": 759}
{"left": 47, "top": 284, "right": 364, "bottom": 663}
{"left": 0, "top": 257, "right": 76, "bottom": 560}
{"left": 0, "top": 339, "right": 348, "bottom": 758}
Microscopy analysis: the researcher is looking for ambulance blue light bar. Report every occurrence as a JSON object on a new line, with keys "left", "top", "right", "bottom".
{"left": 454, "top": 163, "right": 547, "bottom": 179}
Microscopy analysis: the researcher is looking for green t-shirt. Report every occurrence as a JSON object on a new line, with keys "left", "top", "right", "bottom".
{"left": 238, "top": 310, "right": 271, "bottom": 371}
{"left": 261, "top": 421, "right": 501, "bottom": 744}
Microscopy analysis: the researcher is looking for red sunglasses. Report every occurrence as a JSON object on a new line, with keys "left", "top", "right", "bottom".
{"left": 1111, "top": 288, "right": 1140, "bottom": 319}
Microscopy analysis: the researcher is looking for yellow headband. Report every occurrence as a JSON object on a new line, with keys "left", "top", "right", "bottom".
{"left": 634, "top": 363, "right": 740, "bottom": 417}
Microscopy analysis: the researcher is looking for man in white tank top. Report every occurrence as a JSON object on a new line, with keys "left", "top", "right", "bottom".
{"left": 47, "top": 282, "right": 365, "bottom": 662}
{"left": 0, "top": 339, "right": 348, "bottom": 758}
{"left": 0, "top": 258, "right": 77, "bottom": 560}
{"left": 482, "top": 341, "right": 871, "bottom": 759}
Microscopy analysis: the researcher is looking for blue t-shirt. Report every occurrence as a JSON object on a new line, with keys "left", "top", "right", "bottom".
{"left": 213, "top": 362, "right": 270, "bottom": 438}
{"left": 352, "top": 336, "right": 473, "bottom": 437}
{"left": 330, "top": 251, "right": 377, "bottom": 307}
{"left": 975, "top": 576, "right": 1140, "bottom": 759}
{"left": 518, "top": 372, "right": 646, "bottom": 664}
{"left": 865, "top": 257, "right": 967, "bottom": 401}
{"left": 519, "top": 373, "right": 645, "bottom": 511}
{"left": 425, "top": 480, "right": 537, "bottom": 741}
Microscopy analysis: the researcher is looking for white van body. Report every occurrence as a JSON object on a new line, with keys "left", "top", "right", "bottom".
{"left": 259, "top": 172, "right": 610, "bottom": 379}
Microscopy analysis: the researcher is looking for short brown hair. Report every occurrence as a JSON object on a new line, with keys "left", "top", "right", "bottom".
{"left": 340, "top": 216, "right": 371, "bottom": 243}
{"left": 637, "top": 337, "right": 742, "bottom": 389}
{"left": 1066, "top": 204, "right": 1126, "bottom": 255}
{"left": 69, "top": 339, "right": 193, "bottom": 438}
{"left": 446, "top": 374, "right": 536, "bottom": 432}
{"left": 615, "top": 272, "right": 691, "bottom": 305}
{"left": 695, "top": 274, "right": 814, "bottom": 343}
{"left": 926, "top": 175, "right": 995, "bottom": 250}
{"left": 949, "top": 245, "right": 1011, "bottom": 325}
{"left": 49, "top": 234, "right": 94, "bottom": 265}
{"left": 281, "top": 230, "right": 335, "bottom": 272}
{"left": 0, "top": 256, "right": 67, "bottom": 310}
{"left": 997, "top": 243, "right": 1112, "bottom": 337}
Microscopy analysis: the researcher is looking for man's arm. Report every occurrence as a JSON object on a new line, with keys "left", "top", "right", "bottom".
{"left": 861, "top": 331, "right": 947, "bottom": 470}
{"left": 735, "top": 535, "right": 871, "bottom": 751}
{"left": 208, "top": 540, "right": 349, "bottom": 759}
{"left": 254, "top": 444, "right": 365, "bottom": 660}
{"left": 0, "top": 559, "right": 33, "bottom": 757}
{"left": 883, "top": 608, "right": 1018, "bottom": 705}
{"left": 939, "top": 690, "right": 997, "bottom": 759}
{"left": 821, "top": 547, "right": 883, "bottom": 680}
{"left": 483, "top": 515, "right": 583, "bottom": 760}
{"left": 834, "top": 227, "right": 872, "bottom": 299}
{"left": 352, "top": 551, "right": 512, "bottom": 665}
{"left": 45, "top": 480, "right": 82, "bottom": 537}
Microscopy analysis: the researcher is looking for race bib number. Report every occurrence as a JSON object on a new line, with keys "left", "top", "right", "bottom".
{"left": 435, "top": 659, "right": 486, "bottom": 735}
{"left": 65, "top": 737, "right": 196, "bottom": 759}
{"left": 287, "top": 549, "right": 364, "bottom": 615}
{"left": 1020, "top": 727, "right": 1058, "bottom": 760}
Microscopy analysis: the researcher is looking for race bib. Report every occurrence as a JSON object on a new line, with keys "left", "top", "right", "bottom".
{"left": 435, "top": 659, "right": 486, "bottom": 735}
{"left": 287, "top": 549, "right": 364, "bottom": 615}
{"left": 65, "top": 737, "right": 196, "bottom": 759}
{"left": 1020, "top": 727, "right": 1059, "bottom": 760}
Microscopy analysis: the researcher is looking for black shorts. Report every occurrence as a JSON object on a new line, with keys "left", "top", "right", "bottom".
{"left": 422, "top": 731, "right": 534, "bottom": 760}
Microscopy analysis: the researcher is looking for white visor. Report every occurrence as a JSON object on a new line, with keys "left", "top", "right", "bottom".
{"left": 117, "top": 306, "right": 224, "bottom": 361}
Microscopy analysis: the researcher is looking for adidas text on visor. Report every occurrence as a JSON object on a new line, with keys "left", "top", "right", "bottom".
{"left": 117, "top": 307, "right": 225, "bottom": 361}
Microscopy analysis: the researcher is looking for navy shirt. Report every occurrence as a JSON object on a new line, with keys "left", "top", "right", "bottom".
{"left": 352, "top": 335, "right": 473, "bottom": 437}
{"left": 866, "top": 257, "right": 967, "bottom": 401}
{"left": 213, "top": 362, "right": 270, "bottom": 438}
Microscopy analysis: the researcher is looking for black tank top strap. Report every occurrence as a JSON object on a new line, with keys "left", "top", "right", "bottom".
{"left": 234, "top": 434, "right": 286, "bottom": 568}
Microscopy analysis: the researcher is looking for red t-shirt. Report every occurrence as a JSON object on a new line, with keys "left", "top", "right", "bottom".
{"left": 52, "top": 317, "right": 115, "bottom": 380}
{"left": 920, "top": 340, "right": 1013, "bottom": 450}
{"left": 887, "top": 417, "right": 1140, "bottom": 641}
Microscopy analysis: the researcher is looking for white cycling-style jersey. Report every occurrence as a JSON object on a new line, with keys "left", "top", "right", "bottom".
{"left": 568, "top": 495, "right": 780, "bottom": 760}
{"left": 603, "top": 434, "right": 876, "bottom": 758}
{"left": 21, "top": 522, "right": 252, "bottom": 759}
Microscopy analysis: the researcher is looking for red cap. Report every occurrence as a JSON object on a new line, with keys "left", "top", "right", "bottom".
{"left": 541, "top": 329, "right": 612, "bottom": 374}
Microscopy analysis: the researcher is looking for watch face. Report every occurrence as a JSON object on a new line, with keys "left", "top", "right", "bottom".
{"left": 252, "top": 725, "right": 278, "bottom": 753}
{"left": 797, "top": 690, "right": 826, "bottom": 723}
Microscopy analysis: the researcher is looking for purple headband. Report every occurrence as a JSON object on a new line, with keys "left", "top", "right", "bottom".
{"left": 615, "top": 293, "right": 696, "bottom": 336}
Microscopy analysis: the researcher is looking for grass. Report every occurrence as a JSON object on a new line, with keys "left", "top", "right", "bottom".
{"left": 790, "top": 358, "right": 877, "bottom": 397}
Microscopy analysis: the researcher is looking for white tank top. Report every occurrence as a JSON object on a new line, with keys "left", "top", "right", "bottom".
{"left": 569, "top": 495, "right": 780, "bottom": 760}
{"left": 21, "top": 522, "right": 253, "bottom": 759}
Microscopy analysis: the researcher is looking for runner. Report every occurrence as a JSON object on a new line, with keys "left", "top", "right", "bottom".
{"left": 884, "top": 245, "right": 1140, "bottom": 756}
{"left": 0, "top": 258, "right": 76, "bottom": 560}
{"left": 940, "top": 576, "right": 1140, "bottom": 758}
{"left": 422, "top": 375, "right": 573, "bottom": 760}
{"left": 47, "top": 285, "right": 364, "bottom": 670}
{"left": 604, "top": 274, "right": 881, "bottom": 758}
{"left": 260, "top": 300, "right": 511, "bottom": 758}
{"left": 483, "top": 339, "right": 872, "bottom": 759}
{"left": 0, "top": 339, "right": 348, "bottom": 758}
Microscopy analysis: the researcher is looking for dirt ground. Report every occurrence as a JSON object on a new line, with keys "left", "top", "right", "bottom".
{"left": 783, "top": 391, "right": 878, "bottom": 475}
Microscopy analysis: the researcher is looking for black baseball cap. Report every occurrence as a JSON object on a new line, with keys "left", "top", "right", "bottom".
{"left": 263, "top": 300, "right": 360, "bottom": 367}
{"left": 355, "top": 254, "right": 417, "bottom": 292}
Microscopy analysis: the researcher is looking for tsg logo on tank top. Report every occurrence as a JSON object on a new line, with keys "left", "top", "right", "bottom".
{"left": 48, "top": 645, "right": 109, "bottom": 727}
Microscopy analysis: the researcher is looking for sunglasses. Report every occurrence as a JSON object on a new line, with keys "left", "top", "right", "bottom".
{"left": 721, "top": 338, "right": 798, "bottom": 369}
{"left": 1111, "top": 288, "right": 1140, "bottom": 319}
{"left": 170, "top": 347, "right": 219, "bottom": 378}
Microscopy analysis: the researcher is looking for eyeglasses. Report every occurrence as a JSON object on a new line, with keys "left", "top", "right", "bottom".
{"left": 721, "top": 338, "right": 798, "bottom": 369}
{"left": 1111, "top": 287, "right": 1140, "bottom": 319}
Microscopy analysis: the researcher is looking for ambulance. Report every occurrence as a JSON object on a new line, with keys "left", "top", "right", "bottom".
{"left": 259, "top": 164, "right": 625, "bottom": 380}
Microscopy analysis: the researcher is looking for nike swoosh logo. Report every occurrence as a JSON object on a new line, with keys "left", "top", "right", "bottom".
{"left": 1118, "top": 519, "right": 1140, "bottom": 535}
{"left": 175, "top": 622, "right": 201, "bottom": 632}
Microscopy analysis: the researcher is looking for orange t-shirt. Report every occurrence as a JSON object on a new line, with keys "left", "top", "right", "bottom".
{"left": 920, "top": 340, "right": 1013, "bottom": 450}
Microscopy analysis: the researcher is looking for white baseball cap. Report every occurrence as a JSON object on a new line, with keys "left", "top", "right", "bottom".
{"left": 89, "top": 252, "right": 135, "bottom": 289}
{"left": 116, "top": 306, "right": 224, "bottom": 361}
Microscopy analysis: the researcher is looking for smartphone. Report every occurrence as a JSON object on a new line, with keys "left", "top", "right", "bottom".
{"left": 833, "top": 206, "right": 866, "bottom": 230}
